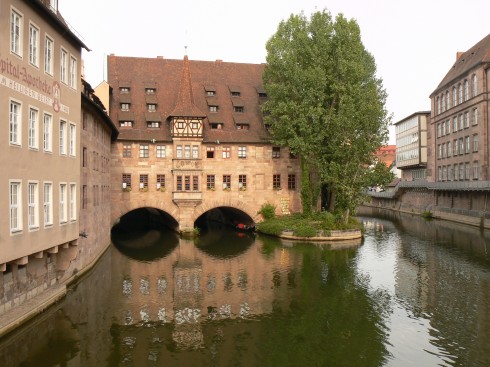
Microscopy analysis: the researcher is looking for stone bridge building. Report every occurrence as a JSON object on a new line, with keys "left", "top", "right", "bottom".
{"left": 107, "top": 54, "right": 302, "bottom": 233}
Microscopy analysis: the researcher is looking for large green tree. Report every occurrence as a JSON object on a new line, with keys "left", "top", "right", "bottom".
{"left": 263, "top": 9, "right": 391, "bottom": 222}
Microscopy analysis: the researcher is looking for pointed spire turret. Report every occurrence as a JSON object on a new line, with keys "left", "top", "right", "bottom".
{"left": 170, "top": 55, "right": 206, "bottom": 118}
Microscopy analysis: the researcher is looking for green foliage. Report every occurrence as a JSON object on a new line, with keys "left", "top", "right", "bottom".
{"left": 263, "top": 9, "right": 390, "bottom": 223}
{"left": 259, "top": 203, "right": 277, "bottom": 220}
{"left": 257, "top": 211, "right": 362, "bottom": 237}
{"left": 422, "top": 211, "right": 433, "bottom": 219}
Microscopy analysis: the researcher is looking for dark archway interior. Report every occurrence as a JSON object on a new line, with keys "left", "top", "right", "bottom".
{"left": 111, "top": 208, "right": 179, "bottom": 261}
{"left": 194, "top": 206, "right": 254, "bottom": 231}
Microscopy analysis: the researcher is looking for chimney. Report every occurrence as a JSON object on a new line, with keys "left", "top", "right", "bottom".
{"left": 456, "top": 52, "right": 464, "bottom": 60}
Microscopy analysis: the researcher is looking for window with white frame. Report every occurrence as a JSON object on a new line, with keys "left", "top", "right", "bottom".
{"left": 139, "top": 144, "right": 149, "bottom": 158}
{"left": 465, "top": 163, "right": 470, "bottom": 180}
{"left": 10, "top": 9, "right": 22, "bottom": 56}
{"left": 459, "top": 138, "right": 464, "bottom": 155}
{"left": 453, "top": 117, "right": 458, "bottom": 132}
{"left": 156, "top": 145, "right": 166, "bottom": 158}
{"left": 458, "top": 84, "right": 463, "bottom": 104}
{"left": 184, "top": 145, "right": 191, "bottom": 158}
{"left": 121, "top": 103, "right": 130, "bottom": 111}
{"left": 59, "top": 183, "right": 67, "bottom": 223}
{"left": 69, "top": 123, "right": 76, "bottom": 156}
{"left": 9, "top": 100, "right": 21, "bottom": 145}
{"left": 464, "top": 80, "right": 469, "bottom": 101}
{"left": 446, "top": 91, "right": 450, "bottom": 109}
{"left": 238, "top": 146, "right": 247, "bottom": 158}
{"left": 454, "top": 164, "right": 459, "bottom": 180}
{"left": 465, "top": 136, "right": 470, "bottom": 153}
{"left": 43, "top": 113, "right": 52, "bottom": 152}
{"left": 192, "top": 145, "right": 199, "bottom": 158}
{"left": 44, "top": 36, "right": 53, "bottom": 75}
{"left": 176, "top": 145, "right": 183, "bottom": 158}
{"left": 464, "top": 111, "right": 469, "bottom": 128}
{"left": 60, "top": 48, "right": 68, "bottom": 84}
{"left": 59, "top": 120, "right": 67, "bottom": 155}
{"left": 44, "top": 182, "right": 53, "bottom": 226}
{"left": 69, "top": 56, "right": 77, "bottom": 89}
{"left": 447, "top": 141, "right": 452, "bottom": 157}
{"left": 29, "top": 23, "right": 39, "bottom": 66}
{"left": 70, "top": 183, "right": 76, "bottom": 221}
{"left": 459, "top": 164, "right": 464, "bottom": 180}
{"left": 452, "top": 87, "right": 457, "bottom": 107}
{"left": 10, "top": 181, "right": 22, "bottom": 233}
{"left": 29, "top": 107, "right": 39, "bottom": 149}
{"left": 28, "top": 182, "right": 39, "bottom": 229}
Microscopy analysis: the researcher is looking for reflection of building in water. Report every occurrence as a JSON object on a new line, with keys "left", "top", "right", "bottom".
{"left": 373, "top": 209, "right": 490, "bottom": 365}
{"left": 111, "top": 236, "right": 302, "bottom": 356}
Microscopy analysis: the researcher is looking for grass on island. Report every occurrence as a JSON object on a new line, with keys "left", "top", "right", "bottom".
{"left": 256, "top": 211, "right": 363, "bottom": 238}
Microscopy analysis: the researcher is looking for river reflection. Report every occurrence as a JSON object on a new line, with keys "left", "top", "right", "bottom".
{"left": 1, "top": 212, "right": 490, "bottom": 366}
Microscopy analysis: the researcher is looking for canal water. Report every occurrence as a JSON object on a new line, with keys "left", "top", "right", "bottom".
{"left": 1, "top": 208, "right": 490, "bottom": 367}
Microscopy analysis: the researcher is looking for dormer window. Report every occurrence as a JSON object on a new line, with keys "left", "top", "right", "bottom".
{"left": 272, "top": 147, "right": 281, "bottom": 158}
{"left": 205, "top": 85, "right": 216, "bottom": 96}
{"left": 120, "top": 87, "right": 129, "bottom": 93}
{"left": 236, "top": 124, "right": 249, "bottom": 130}
{"left": 147, "top": 103, "right": 157, "bottom": 111}
{"left": 229, "top": 86, "right": 241, "bottom": 97}
{"left": 121, "top": 103, "right": 130, "bottom": 111}
{"left": 146, "top": 88, "right": 155, "bottom": 94}
{"left": 210, "top": 123, "right": 223, "bottom": 129}
{"left": 147, "top": 121, "right": 160, "bottom": 128}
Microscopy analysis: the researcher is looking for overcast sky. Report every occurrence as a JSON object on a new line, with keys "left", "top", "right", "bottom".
{"left": 60, "top": 0, "right": 489, "bottom": 143}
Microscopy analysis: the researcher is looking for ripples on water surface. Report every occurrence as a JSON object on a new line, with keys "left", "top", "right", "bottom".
{"left": 1, "top": 208, "right": 490, "bottom": 366}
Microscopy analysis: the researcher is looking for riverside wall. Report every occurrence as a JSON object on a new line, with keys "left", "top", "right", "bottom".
{"left": 366, "top": 182, "right": 490, "bottom": 229}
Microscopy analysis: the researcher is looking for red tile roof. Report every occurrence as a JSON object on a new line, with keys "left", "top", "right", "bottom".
{"left": 107, "top": 55, "right": 271, "bottom": 143}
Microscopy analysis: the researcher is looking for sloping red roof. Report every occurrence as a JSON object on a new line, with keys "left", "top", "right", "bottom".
{"left": 169, "top": 55, "right": 206, "bottom": 118}
{"left": 432, "top": 33, "right": 490, "bottom": 95}
{"left": 107, "top": 55, "right": 270, "bottom": 143}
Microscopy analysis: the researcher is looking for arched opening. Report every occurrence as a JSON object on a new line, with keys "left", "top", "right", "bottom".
{"left": 194, "top": 206, "right": 255, "bottom": 231}
{"left": 111, "top": 208, "right": 179, "bottom": 261}
{"left": 194, "top": 207, "right": 255, "bottom": 259}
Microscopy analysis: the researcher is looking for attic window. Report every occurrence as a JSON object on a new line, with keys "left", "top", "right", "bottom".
{"left": 147, "top": 121, "right": 160, "bottom": 128}
{"left": 210, "top": 123, "right": 223, "bottom": 129}
{"left": 205, "top": 85, "right": 216, "bottom": 96}
{"left": 236, "top": 124, "right": 249, "bottom": 130}
{"left": 229, "top": 86, "right": 241, "bottom": 96}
